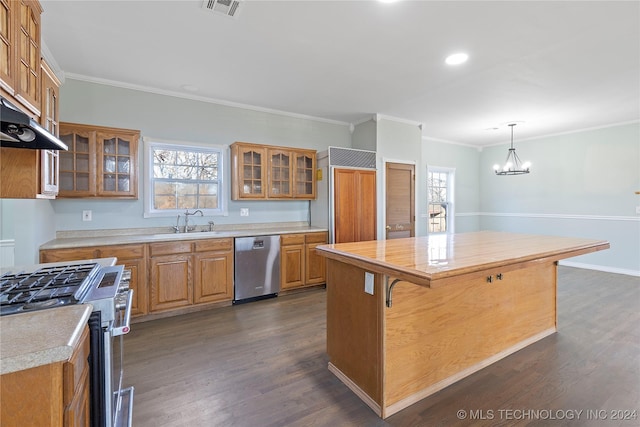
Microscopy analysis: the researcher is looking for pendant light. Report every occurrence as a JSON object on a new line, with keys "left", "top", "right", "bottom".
{"left": 493, "top": 123, "right": 531, "bottom": 175}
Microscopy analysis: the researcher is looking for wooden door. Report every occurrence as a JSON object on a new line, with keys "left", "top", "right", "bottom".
{"left": 385, "top": 162, "right": 414, "bottom": 239}
{"left": 334, "top": 168, "right": 376, "bottom": 243}
{"left": 305, "top": 232, "right": 328, "bottom": 285}
{"left": 149, "top": 255, "right": 192, "bottom": 312}
{"left": 193, "top": 251, "right": 233, "bottom": 303}
{"left": 281, "top": 242, "right": 305, "bottom": 289}
{"left": 58, "top": 126, "right": 96, "bottom": 196}
{"left": 96, "top": 131, "right": 138, "bottom": 198}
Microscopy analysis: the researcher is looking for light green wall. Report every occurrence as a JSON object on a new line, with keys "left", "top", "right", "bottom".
{"left": 52, "top": 79, "right": 352, "bottom": 232}
{"left": 480, "top": 122, "right": 640, "bottom": 273}
{"left": 352, "top": 119, "right": 376, "bottom": 151}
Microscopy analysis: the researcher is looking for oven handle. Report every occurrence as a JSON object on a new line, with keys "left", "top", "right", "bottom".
{"left": 112, "top": 289, "right": 133, "bottom": 336}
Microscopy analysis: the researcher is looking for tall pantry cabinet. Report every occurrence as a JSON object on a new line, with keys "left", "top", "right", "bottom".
{"left": 333, "top": 168, "right": 376, "bottom": 243}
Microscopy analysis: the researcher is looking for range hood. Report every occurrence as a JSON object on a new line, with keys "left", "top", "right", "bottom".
{"left": 0, "top": 96, "right": 67, "bottom": 150}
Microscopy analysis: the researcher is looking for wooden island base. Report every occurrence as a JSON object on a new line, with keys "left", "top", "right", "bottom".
{"left": 319, "top": 232, "right": 609, "bottom": 418}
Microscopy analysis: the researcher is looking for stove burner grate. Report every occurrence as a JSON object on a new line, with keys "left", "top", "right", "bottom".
{"left": 0, "top": 263, "right": 101, "bottom": 315}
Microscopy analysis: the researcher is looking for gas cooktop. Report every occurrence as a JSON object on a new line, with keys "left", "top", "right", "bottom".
{"left": 0, "top": 263, "right": 100, "bottom": 316}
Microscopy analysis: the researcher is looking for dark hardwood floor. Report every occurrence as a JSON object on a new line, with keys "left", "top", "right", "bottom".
{"left": 124, "top": 267, "right": 639, "bottom": 426}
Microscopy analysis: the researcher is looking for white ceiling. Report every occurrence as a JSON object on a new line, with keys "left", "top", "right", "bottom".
{"left": 40, "top": 1, "right": 640, "bottom": 146}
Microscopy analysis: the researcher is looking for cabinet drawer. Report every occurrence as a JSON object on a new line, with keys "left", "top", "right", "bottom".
{"left": 281, "top": 234, "right": 305, "bottom": 245}
{"left": 40, "top": 247, "right": 99, "bottom": 263}
{"left": 305, "top": 232, "right": 328, "bottom": 244}
{"left": 63, "top": 326, "right": 90, "bottom": 405}
{"left": 98, "top": 244, "right": 145, "bottom": 260}
{"left": 149, "top": 241, "right": 192, "bottom": 256}
{"left": 194, "top": 238, "right": 233, "bottom": 253}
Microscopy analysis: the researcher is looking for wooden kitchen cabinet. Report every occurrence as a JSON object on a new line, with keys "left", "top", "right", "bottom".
{"left": 0, "top": 58, "right": 61, "bottom": 199}
{"left": 281, "top": 232, "right": 327, "bottom": 291}
{"left": 334, "top": 168, "right": 376, "bottom": 243}
{"left": 149, "top": 238, "right": 234, "bottom": 313}
{"left": 40, "top": 243, "right": 149, "bottom": 317}
{"left": 281, "top": 234, "right": 305, "bottom": 290}
{"left": 0, "top": 324, "right": 90, "bottom": 427}
{"left": 193, "top": 238, "right": 234, "bottom": 303}
{"left": 58, "top": 122, "right": 140, "bottom": 199}
{"left": 231, "top": 141, "right": 317, "bottom": 200}
{"left": 0, "top": 0, "right": 42, "bottom": 116}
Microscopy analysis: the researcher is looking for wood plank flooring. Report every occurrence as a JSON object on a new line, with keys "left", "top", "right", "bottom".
{"left": 124, "top": 267, "right": 639, "bottom": 426}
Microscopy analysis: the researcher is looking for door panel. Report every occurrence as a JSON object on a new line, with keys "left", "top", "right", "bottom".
{"left": 334, "top": 168, "right": 376, "bottom": 243}
{"left": 385, "top": 163, "right": 415, "bottom": 240}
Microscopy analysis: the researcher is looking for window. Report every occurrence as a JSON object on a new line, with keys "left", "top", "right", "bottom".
{"left": 145, "top": 140, "right": 226, "bottom": 217}
{"left": 427, "top": 167, "right": 454, "bottom": 234}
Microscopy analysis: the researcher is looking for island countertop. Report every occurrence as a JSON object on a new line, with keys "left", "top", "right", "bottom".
{"left": 316, "top": 231, "right": 610, "bottom": 287}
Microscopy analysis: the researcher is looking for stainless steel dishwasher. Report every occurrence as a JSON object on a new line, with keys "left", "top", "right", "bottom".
{"left": 234, "top": 235, "right": 281, "bottom": 303}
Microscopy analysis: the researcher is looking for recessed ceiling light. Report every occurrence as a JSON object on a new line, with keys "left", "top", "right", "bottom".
{"left": 445, "top": 53, "right": 469, "bottom": 66}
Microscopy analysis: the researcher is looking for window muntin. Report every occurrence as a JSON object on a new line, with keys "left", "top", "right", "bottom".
{"left": 145, "top": 141, "right": 225, "bottom": 217}
{"left": 427, "top": 168, "right": 454, "bottom": 234}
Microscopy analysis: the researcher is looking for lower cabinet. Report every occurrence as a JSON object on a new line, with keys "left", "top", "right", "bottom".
{"left": 281, "top": 232, "right": 327, "bottom": 290}
{"left": 149, "top": 238, "right": 234, "bottom": 313}
{"left": 0, "top": 325, "right": 90, "bottom": 427}
{"left": 40, "top": 244, "right": 148, "bottom": 317}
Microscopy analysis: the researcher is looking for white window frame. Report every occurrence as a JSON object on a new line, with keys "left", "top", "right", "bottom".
{"left": 143, "top": 137, "right": 228, "bottom": 218}
{"left": 427, "top": 166, "right": 455, "bottom": 234}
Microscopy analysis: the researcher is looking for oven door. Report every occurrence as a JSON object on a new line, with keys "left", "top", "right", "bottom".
{"left": 109, "top": 289, "right": 134, "bottom": 427}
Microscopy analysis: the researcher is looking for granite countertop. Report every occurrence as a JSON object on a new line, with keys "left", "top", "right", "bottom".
{"left": 0, "top": 304, "right": 93, "bottom": 375}
{"left": 40, "top": 223, "right": 328, "bottom": 250}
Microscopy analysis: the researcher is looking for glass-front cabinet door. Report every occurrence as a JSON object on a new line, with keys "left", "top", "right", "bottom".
{"left": 234, "top": 144, "right": 266, "bottom": 199}
{"left": 58, "top": 128, "right": 96, "bottom": 196}
{"left": 97, "top": 131, "right": 138, "bottom": 198}
{"left": 58, "top": 122, "right": 139, "bottom": 199}
{"left": 294, "top": 152, "right": 316, "bottom": 199}
{"left": 269, "top": 149, "right": 292, "bottom": 198}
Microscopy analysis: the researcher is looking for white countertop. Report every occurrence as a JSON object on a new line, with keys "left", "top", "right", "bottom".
{"left": 0, "top": 304, "right": 93, "bottom": 375}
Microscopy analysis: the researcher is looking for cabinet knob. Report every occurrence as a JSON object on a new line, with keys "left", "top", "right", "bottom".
{"left": 486, "top": 276, "right": 493, "bottom": 283}
{"left": 496, "top": 273, "right": 503, "bottom": 280}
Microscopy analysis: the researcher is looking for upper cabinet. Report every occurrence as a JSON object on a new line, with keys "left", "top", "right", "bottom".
{"left": 0, "top": 0, "right": 42, "bottom": 115}
{"left": 0, "top": 57, "right": 59, "bottom": 200}
{"left": 58, "top": 122, "right": 140, "bottom": 199}
{"left": 231, "top": 142, "right": 316, "bottom": 200}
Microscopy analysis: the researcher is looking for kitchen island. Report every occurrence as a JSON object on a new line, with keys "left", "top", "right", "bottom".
{"left": 316, "top": 231, "right": 609, "bottom": 418}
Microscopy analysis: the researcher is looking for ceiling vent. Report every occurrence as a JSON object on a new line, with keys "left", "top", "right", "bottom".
{"left": 202, "top": 0, "right": 242, "bottom": 18}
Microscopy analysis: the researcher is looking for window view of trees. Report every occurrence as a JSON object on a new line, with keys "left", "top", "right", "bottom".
{"left": 428, "top": 170, "right": 450, "bottom": 233}
{"left": 151, "top": 145, "right": 220, "bottom": 210}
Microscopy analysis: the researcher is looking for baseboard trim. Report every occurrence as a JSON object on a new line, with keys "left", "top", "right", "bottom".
{"left": 327, "top": 362, "right": 381, "bottom": 417}
{"left": 559, "top": 261, "right": 640, "bottom": 277}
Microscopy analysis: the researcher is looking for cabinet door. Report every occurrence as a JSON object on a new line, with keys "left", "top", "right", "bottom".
{"left": 193, "top": 251, "right": 233, "bottom": 303}
{"left": 305, "top": 233, "right": 327, "bottom": 285}
{"left": 58, "top": 126, "right": 96, "bottom": 196}
{"left": 232, "top": 144, "right": 266, "bottom": 199}
{"left": 15, "top": 0, "right": 41, "bottom": 113}
{"left": 281, "top": 243, "right": 305, "bottom": 290}
{"left": 0, "top": 0, "right": 15, "bottom": 92}
{"left": 268, "top": 149, "right": 292, "bottom": 198}
{"left": 96, "top": 131, "right": 138, "bottom": 198}
{"left": 149, "top": 255, "right": 192, "bottom": 312}
{"left": 293, "top": 152, "right": 316, "bottom": 199}
{"left": 334, "top": 168, "right": 376, "bottom": 243}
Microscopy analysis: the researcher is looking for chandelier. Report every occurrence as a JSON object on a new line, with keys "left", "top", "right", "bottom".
{"left": 493, "top": 123, "right": 530, "bottom": 175}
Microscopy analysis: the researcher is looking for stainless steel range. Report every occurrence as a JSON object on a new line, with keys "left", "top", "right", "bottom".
{"left": 0, "top": 261, "right": 134, "bottom": 427}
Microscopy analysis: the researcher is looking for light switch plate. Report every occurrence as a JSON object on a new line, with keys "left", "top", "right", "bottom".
{"left": 240, "top": 208, "right": 249, "bottom": 217}
{"left": 82, "top": 210, "right": 92, "bottom": 221}
{"left": 365, "top": 272, "right": 374, "bottom": 295}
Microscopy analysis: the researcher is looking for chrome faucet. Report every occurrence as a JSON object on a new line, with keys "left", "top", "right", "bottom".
{"left": 184, "top": 209, "right": 203, "bottom": 232}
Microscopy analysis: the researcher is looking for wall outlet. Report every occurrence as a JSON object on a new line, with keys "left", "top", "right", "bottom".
{"left": 82, "top": 210, "right": 92, "bottom": 221}
{"left": 240, "top": 208, "right": 249, "bottom": 217}
{"left": 364, "top": 272, "right": 374, "bottom": 295}
{"left": 636, "top": 206, "right": 640, "bottom": 215}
